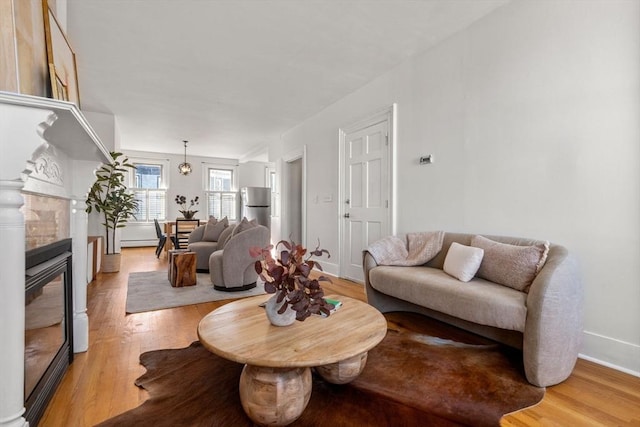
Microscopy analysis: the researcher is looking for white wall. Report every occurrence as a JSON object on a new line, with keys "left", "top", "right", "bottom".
{"left": 84, "top": 111, "right": 116, "bottom": 239}
{"left": 273, "top": 0, "right": 640, "bottom": 374}
{"left": 239, "top": 161, "right": 270, "bottom": 188}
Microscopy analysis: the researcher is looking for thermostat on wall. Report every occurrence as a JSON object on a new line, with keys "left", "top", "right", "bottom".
{"left": 419, "top": 155, "right": 433, "bottom": 164}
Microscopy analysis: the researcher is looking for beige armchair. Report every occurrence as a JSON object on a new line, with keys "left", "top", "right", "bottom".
{"left": 187, "top": 224, "right": 235, "bottom": 272}
{"left": 209, "top": 224, "right": 270, "bottom": 291}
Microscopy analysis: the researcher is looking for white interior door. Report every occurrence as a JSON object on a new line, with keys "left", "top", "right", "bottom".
{"left": 340, "top": 119, "right": 390, "bottom": 282}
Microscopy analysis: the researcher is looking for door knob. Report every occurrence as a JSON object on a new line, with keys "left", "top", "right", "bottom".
{"left": 344, "top": 213, "right": 350, "bottom": 218}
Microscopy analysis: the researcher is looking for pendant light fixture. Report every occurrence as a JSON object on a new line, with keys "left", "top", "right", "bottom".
{"left": 178, "top": 140, "right": 192, "bottom": 175}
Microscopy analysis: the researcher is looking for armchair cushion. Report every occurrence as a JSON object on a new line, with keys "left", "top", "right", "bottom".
{"left": 216, "top": 224, "right": 236, "bottom": 250}
{"left": 187, "top": 224, "right": 205, "bottom": 244}
{"left": 203, "top": 216, "right": 228, "bottom": 241}
{"left": 231, "top": 217, "right": 258, "bottom": 238}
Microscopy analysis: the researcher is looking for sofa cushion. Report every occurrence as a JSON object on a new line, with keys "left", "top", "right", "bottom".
{"left": 471, "top": 235, "right": 549, "bottom": 292}
{"left": 203, "top": 216, "right": 228, "bottom": 242}
{"left": 443, "top": 242, "right": 484, "bottom": 282}
{"left": 231, "top": 217, "right": 258, "bottom": 238}
{"left": 369, "top": 266, "right": 527, "bottom": 332}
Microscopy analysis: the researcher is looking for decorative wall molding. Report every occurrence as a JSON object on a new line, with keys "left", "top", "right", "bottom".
{"left": 33, "top": 148, "right": 63, "bottom": 185}
{"left": 23, "top": 144, "right": 70, "bottom": 198}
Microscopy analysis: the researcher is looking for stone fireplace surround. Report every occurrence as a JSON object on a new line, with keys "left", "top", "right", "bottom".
{"left": 0, "top": 91, "right": 111, "bottom": 427}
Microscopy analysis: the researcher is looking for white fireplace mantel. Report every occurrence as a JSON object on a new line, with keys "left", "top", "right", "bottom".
{"left": 0, "top": 91, "right": 111, "bottom": 427}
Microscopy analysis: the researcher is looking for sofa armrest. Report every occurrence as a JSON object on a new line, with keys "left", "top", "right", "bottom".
{"left": 188, "top": 225, "right": 206, "bottom": 243}
{"left": 363, "top": 251, "right": 390, "bottom": 309}
{"left": 363, "top": 251, "right": 379, "bottom": 282}
{"left": 222, "top": 225, "right": 270, "bottom": 285}
{"left": 523, "top": 245, "right": 583, "bottom": 386}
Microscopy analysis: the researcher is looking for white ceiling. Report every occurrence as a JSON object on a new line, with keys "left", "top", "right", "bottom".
{"left": 67, "top": 0, "right": 508, "bottom": 161}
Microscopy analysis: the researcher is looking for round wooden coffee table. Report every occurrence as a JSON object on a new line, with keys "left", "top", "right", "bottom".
{"left": 197, "top": 294, "right": 387, "bottom": 426}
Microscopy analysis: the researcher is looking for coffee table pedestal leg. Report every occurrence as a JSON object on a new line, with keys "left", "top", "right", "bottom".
{"left": 239, "top": 365, "right": 312, "bottom": 426}
{"left": 315, "top": 352, "right": 368, "bottom": 384}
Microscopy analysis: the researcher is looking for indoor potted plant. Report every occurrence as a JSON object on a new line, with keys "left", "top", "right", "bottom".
{"left": 175, "top": 194, "right": 199, "bottom": 219}
{"left": 86, "top": 152, "right": 139, "bottom": 273}
{"left": 252, "top": 239, "right": 335, "bottom": 325}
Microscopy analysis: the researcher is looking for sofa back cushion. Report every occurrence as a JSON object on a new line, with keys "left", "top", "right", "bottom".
{"left": 471, "top": 235, "right": 549, "bottom": 292}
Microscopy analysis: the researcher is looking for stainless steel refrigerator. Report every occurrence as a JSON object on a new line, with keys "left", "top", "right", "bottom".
{"left": 241, "top": 187, "right": 271, "bottom": 229}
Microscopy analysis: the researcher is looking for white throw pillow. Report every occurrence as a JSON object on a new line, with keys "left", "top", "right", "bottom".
{"left": 443, "top": 242, "right": 484, "bottom": 282}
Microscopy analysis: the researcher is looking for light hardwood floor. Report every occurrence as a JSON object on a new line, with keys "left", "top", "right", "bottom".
{"left": 40, "top": 247, "right": 639, "bottom": 426}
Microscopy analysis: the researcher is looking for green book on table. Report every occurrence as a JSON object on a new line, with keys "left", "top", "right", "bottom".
{"left": 325, "top": 298, "right": 342, "bottom": 312}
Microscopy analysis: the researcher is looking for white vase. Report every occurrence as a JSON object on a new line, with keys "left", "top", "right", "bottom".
{"left": 265, "top": 295, "right": 296, "bottom": 326}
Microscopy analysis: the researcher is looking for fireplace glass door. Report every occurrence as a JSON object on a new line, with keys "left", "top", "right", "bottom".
{"left": 25, "top": 272, "right": 66, "bottom": 399}
{"left": 24, "top": 239, "right": 73, "bottom": 426}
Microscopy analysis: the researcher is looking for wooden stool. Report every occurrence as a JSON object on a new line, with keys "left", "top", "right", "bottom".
{"left": 168, "top": 250, "right": 197, "bottom": 287}
{"left": 167, "top": 249, "right": 187, "bottom": 281}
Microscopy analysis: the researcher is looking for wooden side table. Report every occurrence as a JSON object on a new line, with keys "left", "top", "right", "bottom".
{"left": 168, "top": 250, "right": 197, "bottom": 287}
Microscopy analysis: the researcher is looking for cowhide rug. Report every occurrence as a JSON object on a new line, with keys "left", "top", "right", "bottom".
{"left": 97, "top": 312, "right": 544, "bottom": 427}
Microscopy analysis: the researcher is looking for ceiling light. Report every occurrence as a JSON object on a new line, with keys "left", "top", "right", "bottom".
{"left": 178, "top": 140, "right": 192, "bottom": 176}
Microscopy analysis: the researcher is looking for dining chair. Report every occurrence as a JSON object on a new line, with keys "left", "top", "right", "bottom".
{"left": 172, "top": 218, "right": 201, "bottom": 249}
{"left": 153, "top": 219, "right": 167, "bottom": 258}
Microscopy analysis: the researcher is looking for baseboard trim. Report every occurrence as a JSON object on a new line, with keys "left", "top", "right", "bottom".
{"left": 317, "top": 261, "right": 339, "bottom": 277}
{"left": 579, "top": 330, "right": 640, "bottom": 378}
{"left": 578, "top": 353, "right": 640, "bottom": 378}
{"left": 121, "top": 240, "right": 156, "bottom": 247}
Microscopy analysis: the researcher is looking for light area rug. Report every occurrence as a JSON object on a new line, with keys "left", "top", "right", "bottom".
{"left": 126, "top": 270, "right": 265, "bottom": 314}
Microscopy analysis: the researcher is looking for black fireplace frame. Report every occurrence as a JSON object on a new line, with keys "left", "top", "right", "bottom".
{"left": 24, "top": 238, "right": 74, "bottom": 426}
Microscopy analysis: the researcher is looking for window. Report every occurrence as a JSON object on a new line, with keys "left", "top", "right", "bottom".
{"left": 204, "top": 165, "right": 238, "bottom": 220}
{"left": 129, "top": 161, "right": 167, "bottom": 222}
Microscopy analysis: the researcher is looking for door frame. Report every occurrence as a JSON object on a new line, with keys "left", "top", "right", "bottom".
{"left": 281, "top": 146, "right": 307, "bottom": 248}
{"left": 337, "top": 104, "right": 396, "bottom": 281}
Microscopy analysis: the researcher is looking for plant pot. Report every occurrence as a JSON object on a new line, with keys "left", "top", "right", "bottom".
{"left": 265, "top": 295, "right": 296, "bottom": 326}
{"left": 180, "top": 210, "right": 197, "bottom": 219}
{"left": 102, "top": 253, "right": 122, "bottom": 273}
